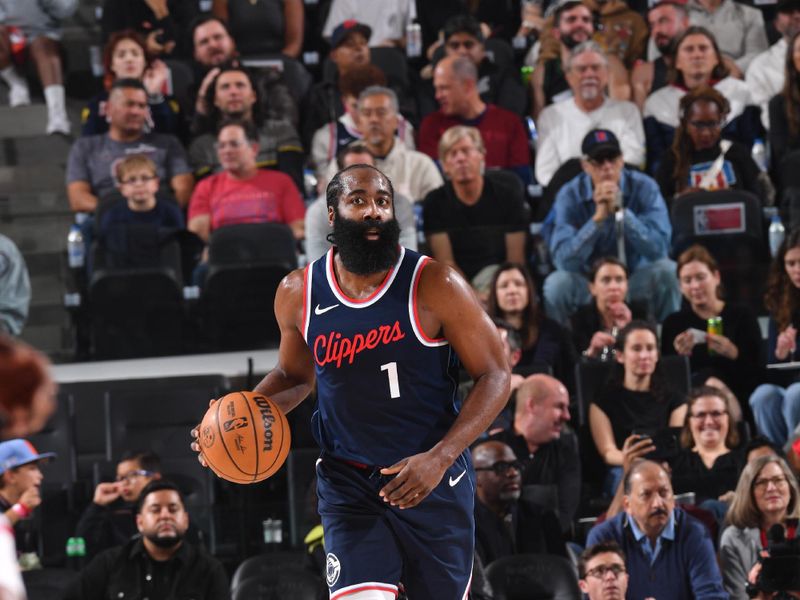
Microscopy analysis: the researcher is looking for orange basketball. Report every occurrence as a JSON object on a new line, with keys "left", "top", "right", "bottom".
{"left": 198, "top": 391, "right": 291, "bottom": 484}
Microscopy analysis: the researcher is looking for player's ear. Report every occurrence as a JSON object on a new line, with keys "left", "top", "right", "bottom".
{"left": 136, "top": 512, "right": 144, "bottom": 532}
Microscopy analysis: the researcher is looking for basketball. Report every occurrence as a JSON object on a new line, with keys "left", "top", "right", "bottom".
{"left": 198, "top": 391, "right": 291, "bottom": 484}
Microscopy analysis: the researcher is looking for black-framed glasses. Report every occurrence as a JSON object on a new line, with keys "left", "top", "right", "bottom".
{"left": 687, "top": 120, "right": 723, "bottom": 130}
{"left": 120, "top": 175, "right": 157, "bottom": 185}
{"left": 586, "top": 154, "right": 621, "bottom": 167}
{"left": 116, "top": 469, "right": 155, "bottom": 483}
{"left": 474, "top": 460, "right": 523, "bottom": 475}
{"left": 585, "top": 564, "right": 626, "bottom": 579}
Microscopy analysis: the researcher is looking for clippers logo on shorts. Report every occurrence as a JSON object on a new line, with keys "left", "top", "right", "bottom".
{"left": 326, "top": 553, "right": 341, "bottom": 587}
{"left": 313, "top": 320, "right": 405, "bottom": 367}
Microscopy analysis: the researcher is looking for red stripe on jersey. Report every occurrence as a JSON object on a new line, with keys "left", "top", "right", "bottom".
{"left": 331, "top": 584, "right": 399, "bottom": 599}
{"left": 412, "top": 257, "right": 445, "bottom": 343}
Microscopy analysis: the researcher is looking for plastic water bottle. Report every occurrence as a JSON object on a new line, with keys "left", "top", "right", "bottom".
{"left": 406, "top": 23, "right": 422, "bottom": 58}
{"left": 752, "top": 138, "right": 769, "bottom": 172}
{"left": 769, "top": 213, "right": 786, "bottom": 257}
{"left": 67, "top": 224, "right": 85, "bottom": 269}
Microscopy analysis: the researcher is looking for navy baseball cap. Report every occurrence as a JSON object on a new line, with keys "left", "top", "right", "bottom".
{"left": 330, "top": 20, "right": 372, "bottom": 49}
{"left": 581, "top": 129, "right": 622, "bottom": 160}
{"left": 0, "top": 439, "right": 55, "bottom": 476}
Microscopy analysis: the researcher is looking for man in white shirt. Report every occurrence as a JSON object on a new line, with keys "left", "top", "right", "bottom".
{"left": 745, "top": 0, "right": 800, "bottom": 129}
{"left": 322, "top": 0, "right": 416, "bottom": 48}
{"left": 323, "top": 86, "right": 443, "bottom": 203}
{"left": 536, "top": 41, "right": 644, "bottom": 188}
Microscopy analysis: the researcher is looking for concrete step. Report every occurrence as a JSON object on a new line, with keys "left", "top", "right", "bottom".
{"left": 30, "top": 272, "right": 68, "bottom": 307}
{"left": 0, "top": 165, "right": 67, "bottom": 194}
{"left": 0, "top": 192, "right": 70, "bottom": 218}
{"left": 1, "top": 213, "right": 74, "bottom": 254}
{"left": 19, "top": 321, "right": 70, "bottom": 358}
{"left": 0, "top": 101, "right": 82, "bottom": 141}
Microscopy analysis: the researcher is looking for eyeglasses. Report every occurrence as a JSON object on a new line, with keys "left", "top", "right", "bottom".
{"left": 214, "top": 140, "right": 247, "bottom": 150}
{"left": 474, "top": 460, "right": 523, "bottom": 475}
{"left": 754, "top": 476, "right": 788, "bottom": 491}
{"left": 116, "top": 469, "right": 154, "bottom": 483}
{"left": 586, "top": 155, "right": 621, "bottom": 167}
{"left": 690, "top": 410, "right": 727, "bottom": 421}
{"left": 120, "top": 175, "right": 157, "bottom": 185}
{"left": 585, "top": 564, "right": 626, "bottom": 579}
{"left": 688, "top": 120, "right": 723, "bottom": 130}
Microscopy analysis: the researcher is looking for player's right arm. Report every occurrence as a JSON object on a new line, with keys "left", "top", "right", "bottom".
{"left": 251, "top": 269, "right": 316, "bottom": 415}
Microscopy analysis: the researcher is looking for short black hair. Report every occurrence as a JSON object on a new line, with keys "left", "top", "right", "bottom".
{"left": 135, "top": 479, "right": 185, "bottom": 514}
{"left": 120, "top": 450, "right": 161, "bottom": 474}
{"left": 443, "top": 14, "right": 484, "bottom": 42}
{"left": 325, "top": 163, "right": 394, "bottom": 210}
{"left": 217, "top": 117, "right": 260, "bottom": 143}
{"left": 745, "top": 436, "right": 780, "bottom": 458}
{"left": 110, "top": 78, "right": 147, "bottom": 95}
{"left": 336, "top": 141, "right": 373, "bottom": 170}
{"left": 578, "top": 541, "right": 626, "bottom": 578}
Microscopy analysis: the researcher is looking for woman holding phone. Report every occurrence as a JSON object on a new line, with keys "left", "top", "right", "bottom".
{"left": 749, "top": 228, "right": 800, "bottom": 448}
{"left": 590, "top": 320, "right": 688, "bottom": 494}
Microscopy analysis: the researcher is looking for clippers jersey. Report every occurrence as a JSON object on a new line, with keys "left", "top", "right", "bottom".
{"left": 303, "top": 247, "right": 461, "bottom": 467}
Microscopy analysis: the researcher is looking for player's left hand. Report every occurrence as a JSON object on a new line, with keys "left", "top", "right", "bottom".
{"left": 378, "top": 452, "right": 449, "bottom": 509}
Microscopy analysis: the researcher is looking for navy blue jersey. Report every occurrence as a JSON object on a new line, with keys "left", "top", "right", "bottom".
{"left": 303, "top": 247, "right": 461, "bottom": 466}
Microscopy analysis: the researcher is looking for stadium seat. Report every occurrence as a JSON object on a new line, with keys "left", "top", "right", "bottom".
{"left": 485, "top": 553, "right": 581, "bottom": 600}
{"left": 201, "top": 223, "right": 298, "bottom": 349}
{"left": 232, "top": 569, "right": 325, "bottom": 600}
{"left": 670, "top": 189, "right": 768, "bottom": 313}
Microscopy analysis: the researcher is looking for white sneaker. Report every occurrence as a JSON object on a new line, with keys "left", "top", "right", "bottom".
{"left": 8, "top": 83, "right": 30, "bottom": 107}
{"left": 46, "top": 112, "right": 71, "bottom": 135}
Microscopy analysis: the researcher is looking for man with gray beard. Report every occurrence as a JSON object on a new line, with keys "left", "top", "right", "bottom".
{"left": 473, "top": 440, "right": 566, "bottom": 566}
{"left": 535, "top": 41, "right": 645, "bottom": 187}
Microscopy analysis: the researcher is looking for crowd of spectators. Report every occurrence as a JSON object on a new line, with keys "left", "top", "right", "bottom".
{"left": 10, "top": 0, "right": 800, "bottom": 597}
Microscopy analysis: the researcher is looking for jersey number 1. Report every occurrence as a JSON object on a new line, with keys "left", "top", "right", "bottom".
{"left": 380, "top": 362, "right": 400, "bottom": 399}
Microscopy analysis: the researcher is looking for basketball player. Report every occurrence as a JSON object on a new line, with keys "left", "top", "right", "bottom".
{"left": 193, "top": 164, "right": 510, "bottom": 599}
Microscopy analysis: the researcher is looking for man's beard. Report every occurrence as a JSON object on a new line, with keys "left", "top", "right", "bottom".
{"left": 329, "top": 215, "right": 401, "bottom": 275}
{"left": 144, "top": 530, "right": 183, "bottom": 549}
{"left": 562, "top": 32, "right": 589, "bottom": 49}
{"left": 655, "top": 36, "right": 676, "bottom": 55}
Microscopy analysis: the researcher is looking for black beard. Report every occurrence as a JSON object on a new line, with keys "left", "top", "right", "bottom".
{"left": 562, "top": 34, "right": 586, "bottom": 50}
{"left": 144, "top": 531, "right": 183, "bottom": 549}
{"left": 655, "top": 37, "right": 676, "bottom": 55}
{"left": 329, "top": 215, "right": 401, "bottom": 275}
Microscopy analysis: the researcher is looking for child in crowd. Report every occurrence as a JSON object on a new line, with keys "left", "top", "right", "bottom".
{"left": 96, "top": 154, "right": 184, "bottom": 270}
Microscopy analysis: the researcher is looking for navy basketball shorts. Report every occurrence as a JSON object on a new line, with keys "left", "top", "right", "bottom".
{"left": 316, "top": 453, "right": 475, "bottom": 600}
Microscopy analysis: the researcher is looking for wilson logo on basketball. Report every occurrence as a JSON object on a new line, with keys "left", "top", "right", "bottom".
{"left": 253, "top": 395, "right": 276, "bottom": 452}
{"left": 313, "top": 321, "right": 406, "bottom": 367}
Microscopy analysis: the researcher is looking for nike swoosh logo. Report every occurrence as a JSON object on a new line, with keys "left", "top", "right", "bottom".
{"left": 449, "top": 470, "right": 466, "bottom": 487}
{"left": 314, "top": 303, "right": 340, "bottom": 315}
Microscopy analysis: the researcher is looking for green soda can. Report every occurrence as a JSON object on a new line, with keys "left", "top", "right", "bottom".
{"left": 707, "top": 317, "right": 723, "bottom": 355}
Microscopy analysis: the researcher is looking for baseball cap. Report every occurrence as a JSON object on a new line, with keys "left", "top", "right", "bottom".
{"left": 0, "top": 439, "right": 55, "bottom": 476}
{"left": 581, "top": 129, "right": 622, "bottom": 160}
{"left": 330, "top": 20, "right": 372, "bottom": 49}
{"left": 777, "top": 0, "right": 800, "bottom": 13}
{"left": 443, "top": 14, "right": 485, "bottom": 42}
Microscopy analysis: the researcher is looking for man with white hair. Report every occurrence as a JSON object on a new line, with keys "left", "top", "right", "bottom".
{"left": 536, "top": 41, "right": 644, "bottom": 188}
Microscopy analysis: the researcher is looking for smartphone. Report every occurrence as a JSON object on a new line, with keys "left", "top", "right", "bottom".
{"left": 631, "top": 428, "right": 680, "bottom": 461}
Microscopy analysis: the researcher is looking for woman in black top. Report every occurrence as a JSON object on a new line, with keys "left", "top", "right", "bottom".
{"left": 671, "top": 386, "right": 744, "bottom": 521}
{"left": 769, "top": 31, "right": 800, "bottom": 180}
{"left": 571, "top": 256, "right": 648, "bottom": 360}
{"left": 661, "top": 244, "right": 761, "bottom": 419}
{"left": 656, "top": 85, "right": 763, "bottom": 209}
{"left": 590, "top": 320, "right": 687, "bottom": 493}
{"left": 487, "top": 262, "right": 575, "bottom": 388}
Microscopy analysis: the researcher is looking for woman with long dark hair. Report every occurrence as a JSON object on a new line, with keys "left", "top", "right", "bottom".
{"left": 80, "top": 29, "right": 182, "bottom": 137}
{"left": 590, "top": 320, "right": 687, "bottom": 492}
{"left": 656, "top": 86, "right": 764, "bottom": 207}
{"left": 643, "top": 26, "right": 761, "bottom": 174}
{"left": 487, "top": 262, "right": 575, "bottom": 386}
{"left": 749, "top": 227, "right": 800, "bottom": 448}
{"left": 768, "top": 30, "right": 800, "bottom": 174}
